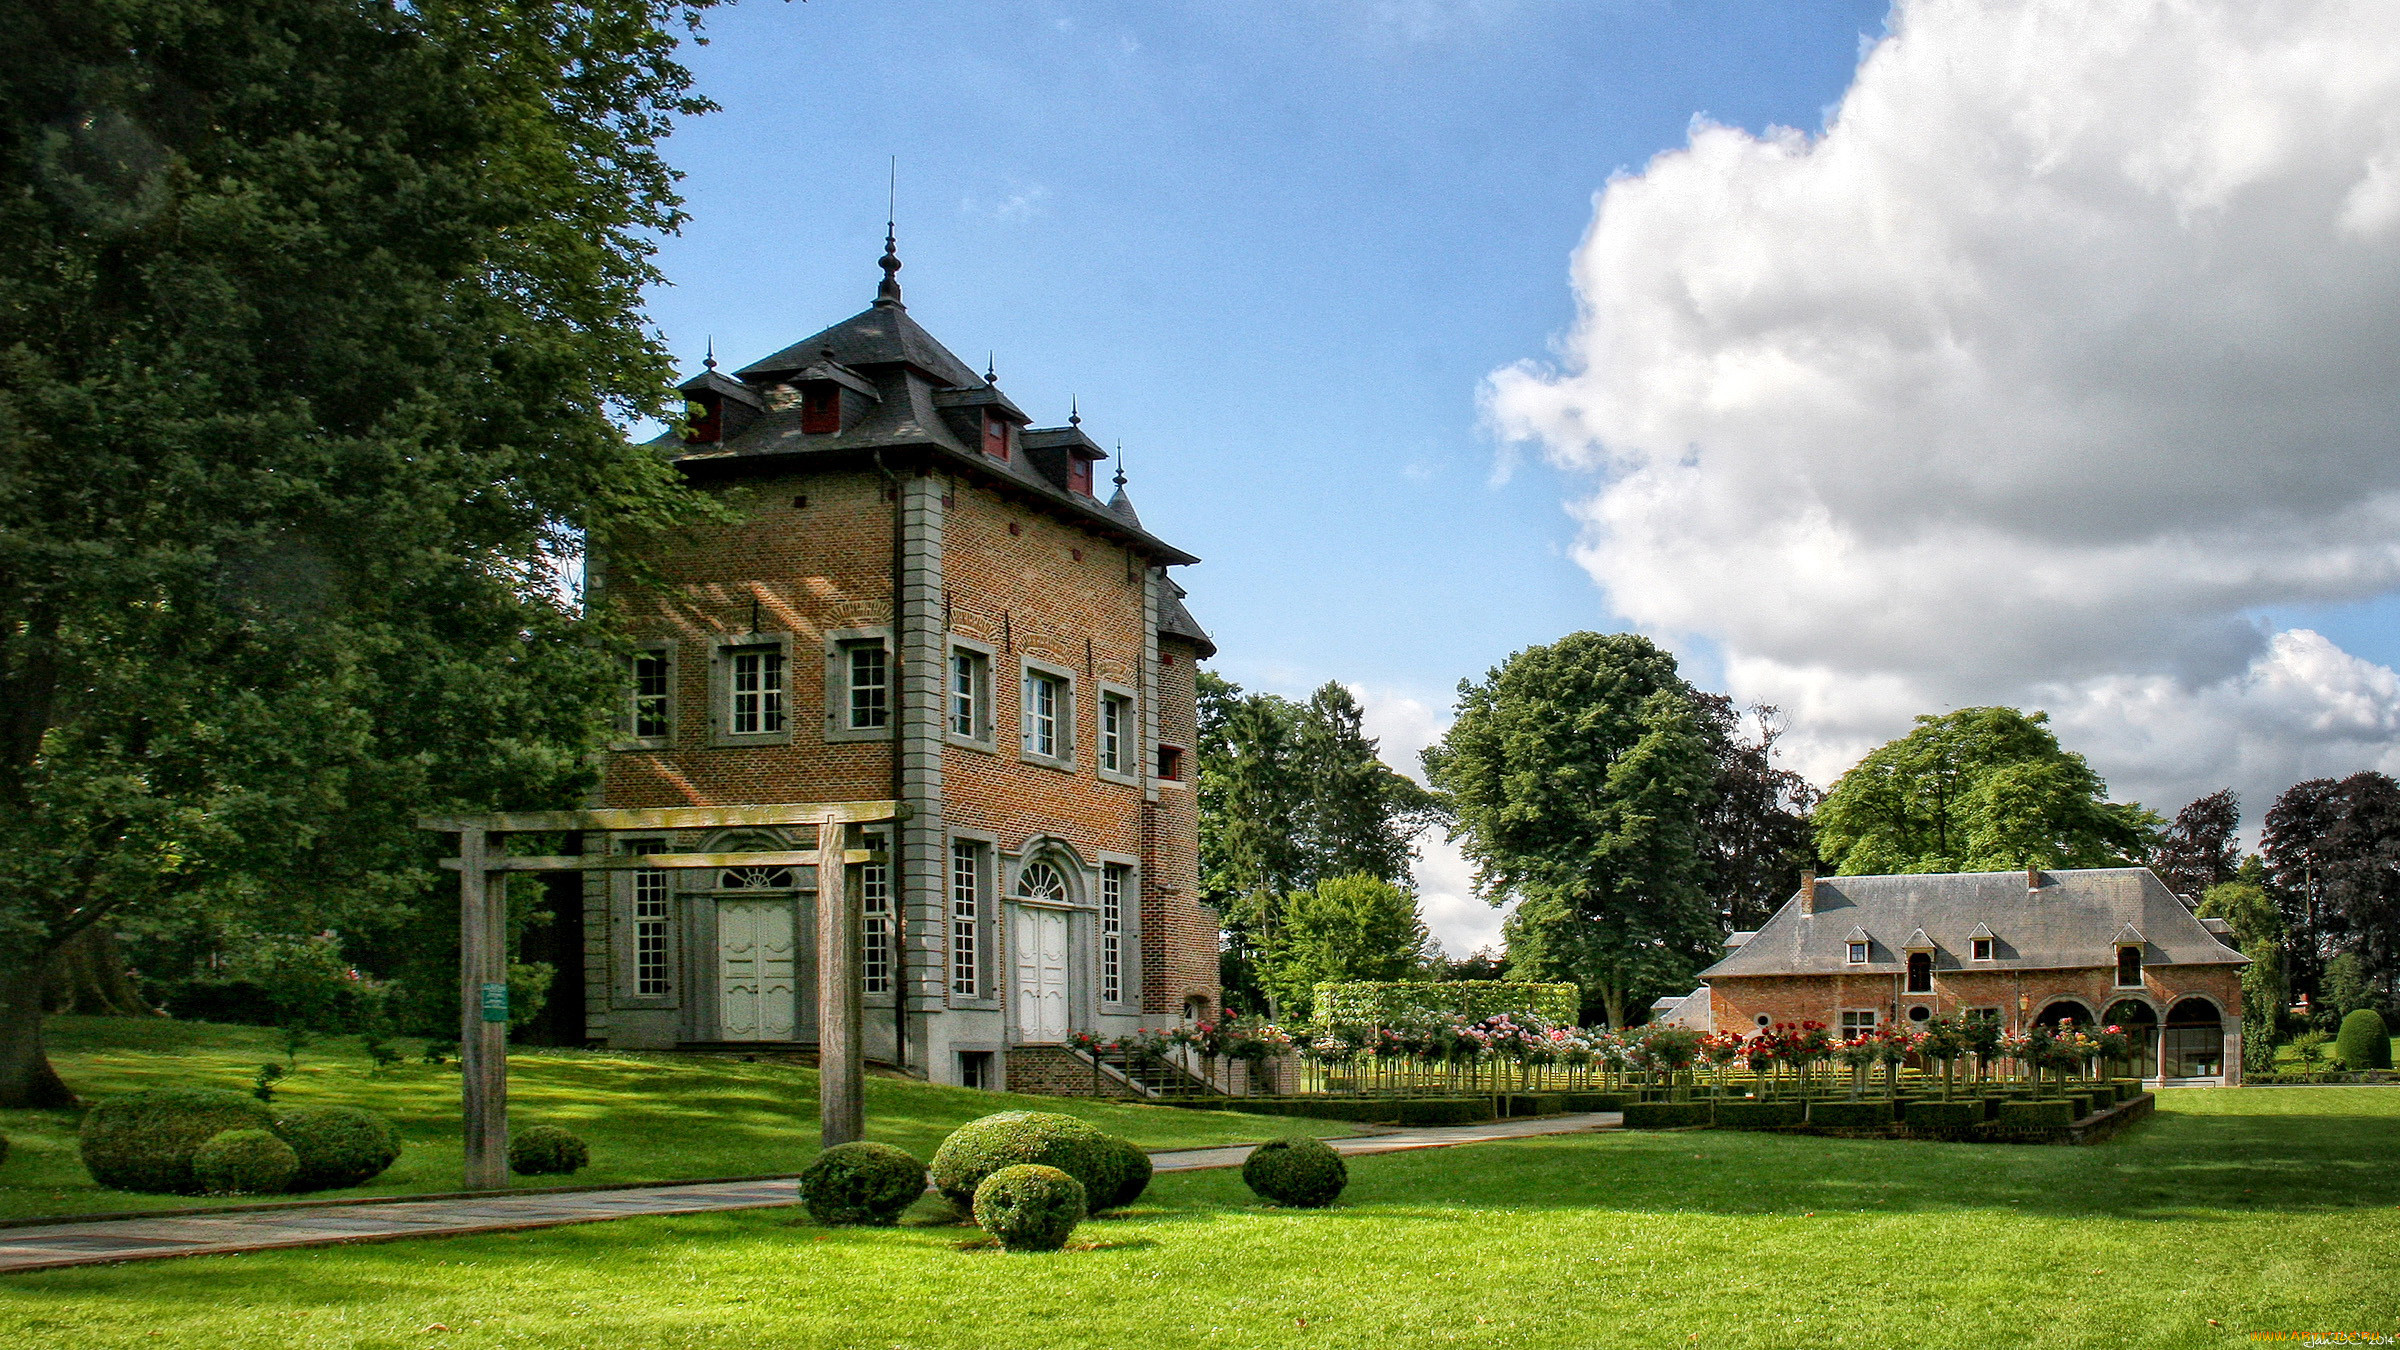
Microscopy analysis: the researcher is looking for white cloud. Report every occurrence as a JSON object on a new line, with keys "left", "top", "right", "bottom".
{"left": 1349, "top": 684, "right": 1516, "bottom": 958}
{"left": 1488, "top": 0, "right": 2400, "bottom": 824}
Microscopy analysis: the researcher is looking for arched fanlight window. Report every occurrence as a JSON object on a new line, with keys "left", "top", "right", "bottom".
{"left": 1017, "top": 861, "right": 1069, "bottom": 902}
{"left": 720, "top": 865, "right": 796, "bottom": 890}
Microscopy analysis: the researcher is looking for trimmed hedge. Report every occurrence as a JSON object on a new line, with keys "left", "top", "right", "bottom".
{"left": 0, "top": 1133, "right": 8, "bottom": 1168}
{"left": 275, "top": 1106, "right": 402, "bottom": 1191}
{"left": 1560, "top": 1093, "right": 1626, "bottom": 1113}
{"left": 1092, "top": 1134, "right": 1152, "bottom": 1211}
{"left": 1311, "top": 980, "right": 1579, "bottom": 1029}
{"left": 1622, "top": 1101, "right": 1711, "bottom": 1129}
{"left": 192, "top": 1129, "right": 299, "bottom": 1195}
{"left": 1500, "top": 1093, "right": 1566, "bottom": 1118}
{"left": 972, "top": 1164, "right": 1085, "bottom": 1252}
{"left": 2336, "top": 1009, "right": 2393, "bottom": 1070}
{"left": 1172, "top": 1097, "right": 1493, "bottom": 1126}
{"left": 1241, "top": 1136, "right": 1348, "bottom": 1208}
{"left": 1996, "top": 1100, "right": 2074, "bottom": 1130}
{"left": 799, "top": 1142, "right": 928, "bottom": 1226}
{"left": 80, "top": 1087, "right": 278, "bottom": 1194}
{"left": 1714, "top": 1100, "right": 1802, "bottom": 1129}
{"left": 1904, "top": 1100, "right": 1981, "bottom": 1132}
{"left": 508, "top": 1125, "right": 590, "bottom": 1176}
{"left": 2064, "top": 1093, "right": 2093, "bottom": 1120}
{"left": 1807, "top": 1100, "right": 1892, "bottom": 1128}
{"left": 930, "top": 1111, "right": 1121, "bottom": 1212}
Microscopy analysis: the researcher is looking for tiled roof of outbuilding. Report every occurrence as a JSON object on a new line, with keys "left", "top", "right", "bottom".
{"left": 1699, "top": 868, "right": 2246, "bottom": 980}
{"left": 1158, "top": 582, "right": 1215, "bottom": 658}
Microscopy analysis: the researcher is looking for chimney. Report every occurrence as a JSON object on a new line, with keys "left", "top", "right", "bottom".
{"left": 1800, "top": 869, "right": 1818, "bottom": 916}
{"left": 2026, "top": 865, "right": 2041, "bottom": 892}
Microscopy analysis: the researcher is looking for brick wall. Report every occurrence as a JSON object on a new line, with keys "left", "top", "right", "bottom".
{"left": 1707, "top": 963, "right": 2243, "bottom": 1034}
{"left": 1004, "top": 1044, "right": 1148, "bottom": 1098}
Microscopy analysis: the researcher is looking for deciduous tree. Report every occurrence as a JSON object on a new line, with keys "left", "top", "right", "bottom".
{"left": 2153, "top": 789, "right": 2243, "bottom": 904}
{"left": 0, "top": 0, "right": 718, "bottom": 1106}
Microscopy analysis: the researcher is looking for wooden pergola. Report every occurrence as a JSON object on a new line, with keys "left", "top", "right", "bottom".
{"left": 420, "top": 801, "right": 906, "bottom": 1189}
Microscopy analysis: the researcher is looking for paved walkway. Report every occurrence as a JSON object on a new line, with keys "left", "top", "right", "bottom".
{"left": 0, "top": 1111, "right": 1618, "bottom": 1275}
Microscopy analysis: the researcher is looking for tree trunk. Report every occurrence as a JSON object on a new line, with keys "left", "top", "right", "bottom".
{"left": 0, "top": 965, "right": 77, "bottom": 1108}
{"left": 45, "top": 925, "right": 155, "bottom": 1016}
{"left": 1602, "top": 984, "right": 1626, "bottom": 1032}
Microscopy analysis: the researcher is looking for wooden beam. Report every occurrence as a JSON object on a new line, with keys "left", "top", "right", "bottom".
{"left": 439, "top": 850, "right": 882, "bottom": 873}
{"left": 417, "top": 801, "right": 905, "bottom": 835}
{"left": 457, "top": 828, "right": 509, "bottom": 1190}
{"left": 817, "top": 810, "right": 864, "bottom": 1147}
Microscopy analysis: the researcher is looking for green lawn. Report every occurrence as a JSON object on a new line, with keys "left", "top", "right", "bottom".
{"left": 3, "top": 1083, "right": 2396, "bottom": 1348}
{"left": 0, "top": 1017, "right": 1343, "bottom": 1220}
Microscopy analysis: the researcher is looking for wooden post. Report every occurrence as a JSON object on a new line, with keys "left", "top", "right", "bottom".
{"left": 817, "top": 813, "right": 864, "bottom": 1147}
{"left": 458, "top": 828, "right": 510, "bottom": 1189}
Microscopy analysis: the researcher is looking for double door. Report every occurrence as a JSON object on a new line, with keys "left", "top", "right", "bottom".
{"left": 1012, "top": 907, "right": 1071, "bottom": 1043}
{"left": 718, "top": 899, "right": 799, "bottom": 1041}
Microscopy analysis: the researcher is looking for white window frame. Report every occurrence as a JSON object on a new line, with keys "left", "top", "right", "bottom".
{"left": 1970, "top": 937, "right": 1994, "bottom": 962}
{"left": 621, "top": 643, "right": 674, "bottom": 748}
{"left": 861, "top": 830, "right": 893, "bottom": 996}
{"left": 947, "top": 638, "right": 996, "bottom": 749}
{"left": 1019, "top": 658, "right": 1076, "bottom": 769}
{"left": 1847, "top": 941, "right": 1869, "bottom": 965}
{"left": 619, "top": 838, "right": 675, "bottom": 1004}
{"left": 2115, "top": 945, "right": 2143, "bottom": 989}
{"left": 822, "top": 627, "right": 893, "bottom": 744}
{"left": 1097, "top": 684, "right": 1138, "bottom": 785}
{"left": 951, "top": 838, "right": 984, "bottom": 998}
{"left": 1100, "top": 863, "right": 1128, "bottom": 1005}
{"left": 1839, "top": 1008, "right": 1878, "bottom": 1041}
{"left": 710, "top": 634, "right": 793, "bottom": 747}
{"left": 1905, "top": 951, "right": 1935, "bottom": 994}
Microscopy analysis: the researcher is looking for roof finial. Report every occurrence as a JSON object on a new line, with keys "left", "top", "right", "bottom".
{"left": 876, "top": 157, "right": 904, "bottom": 307}
{"left": 1113, "top": 441, "right": 1126, "bottom": 489}
{"left": 1068, "top": 396, "right": 1080, "bottom": 428}
{"left": 985, "top": 351, "right": 997, "bottom": 385}
{"left": 703, "top": 337, "right": 717, "bottom": 372}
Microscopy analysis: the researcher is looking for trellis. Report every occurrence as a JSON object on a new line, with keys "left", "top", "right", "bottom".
{"left": 421, "top": 801, "right": 904, "bottom": 1189}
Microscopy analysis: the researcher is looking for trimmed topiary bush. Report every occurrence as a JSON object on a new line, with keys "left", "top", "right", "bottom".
{"left": 1807, "top": 1100, "right": 1892, "bottom": 1128}
{"left": 508, "top": 1124, "right": 590, "bottom": 1176}
{"left": 1904, "top": 1100, "right": 1981, "bottom": 1132}
{"left": 1621, "top": 1101, "right": 1711, "bottom": 1129}
{"left": 2336, "top": 1008, "right": 2393, "bottom": 1070}
{"left": 192, "top": 1128, "right": 300, "bottom": 1195}
{"left": 274, "top": 1106, "right": 402, "bottom": 1192}
{"left": 1997, "top": 1100, "right": 2074, "bottom": 1130}
{"left": 1499, "top": 1093, "right": 1567, "bottom": 1118}
{"left": 1241, "top": 1136, "right": 1347, "bottom": 1208}
{"left": 80, "top": 1087, "right": 279, "bottom": 1194}
{"left": 1090, "top": 1134, "right": 1152, "bottom": 1211}
{"left": 1714, "top": 1100, "right": 1803, "bottom": 1129}
{"left": 2064, "top": 1093, "right": 2093, "bottom": 1120}
{"left": 799, "top": 1141, "right": 927, "bottom": 1226}
{"left": 930, "top": 1111, "right": 1121, "bottom": 1212}
{"left": 972, "top": 1164, "right": 1085, "bottom": 1252}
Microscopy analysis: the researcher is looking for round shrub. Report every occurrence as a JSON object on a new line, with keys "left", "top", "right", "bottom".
{"left": 80, "top": 1087, "right": 278, "bottom": 1194}
{"left": 929, "top": 1111, "right": 1121, "bottom": 1212}
{"left": 192, "top": 1128, "right": 300, "bottom": 1195}
{"left": 275, "top": 1106, "right": 403, "bottom": 1192}
{"left": 1090, "top": 1134, "right": 1152, "bottom": 1211}
{"left": 799, "top": 1141, "right": 927, "bottom": 1226}
{"left": 1241, "top": 1136, "right": 1347, "bottom": 1208}
{"left": 2335, "top": 1008, "right": 2393, "bottom": 1070}
{"left": 507, "top": 1125, "right": 590, "bottom": 1177}
{"left": 971, "top": 1164, "right": 1085, "bottom": 1252}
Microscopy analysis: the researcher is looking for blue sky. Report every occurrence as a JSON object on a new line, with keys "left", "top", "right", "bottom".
{"left": 648, "top": 0, "right": 1891, "bottom": 722}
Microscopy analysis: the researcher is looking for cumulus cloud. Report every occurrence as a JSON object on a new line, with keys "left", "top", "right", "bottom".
{"left": 1488, "top": 0, "right": 2400, "bottom": 820}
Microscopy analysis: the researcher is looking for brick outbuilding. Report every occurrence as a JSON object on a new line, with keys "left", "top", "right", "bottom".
{"left": 572, "top": 239, "right": 1220, "bottom": 1090}
{"left": 1682, "top": 867, "right": 2248, "bottom": 1085}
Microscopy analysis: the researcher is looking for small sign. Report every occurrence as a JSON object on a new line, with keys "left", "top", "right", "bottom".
{"left": 479, "top": 982, "right": 510, "bottom": 1024}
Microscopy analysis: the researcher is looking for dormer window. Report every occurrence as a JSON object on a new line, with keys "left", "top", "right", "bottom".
{"left": 1906, "top": 951, "right": 1933, "bottom": 993}
{"left": 1068, "top": 456, "right": 1093, "bottom": 496}
{"left": 1971, "top": 937, "right": 1993, "bottom": 962}
{"left": 1847, "top": 941, "right": 1868, "bottom": 965}
{"left": 683, "top": 395, "right": 722, "bottom": 445}
{"left": 2116, "top": 945, "right": 2142, "bottom": 987}
{"left": 801, "top": 384, "right": 840, "bottom": 435}
{"left": 983, "top": 410, "right": 1009, "bottom": 460}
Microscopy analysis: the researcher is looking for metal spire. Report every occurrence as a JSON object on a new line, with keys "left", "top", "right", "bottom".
{"left": 986, "top": 352, "right": 997, "bottom": 385}
{"left": 703, "top": 337, "right": 717, "bottom": 372}
{"left": 1068, "top": 396, "right": 1080, "bottom": 428}
{"left": 875, "top": 158, "right": 904, "bottom": 307}
{"left": 1113, "top": 441, "right": 1126, "bottom": 489}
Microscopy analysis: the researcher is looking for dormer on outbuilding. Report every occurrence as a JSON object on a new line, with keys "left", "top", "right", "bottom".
{"left": 933, "top": 383, "right": 1030, "bottom": 463}
{"left": 1021, "top": 422, "right": 1108, "bottom": 498}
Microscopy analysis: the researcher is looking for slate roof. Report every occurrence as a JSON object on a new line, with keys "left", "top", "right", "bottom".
{"left": 655, "top": 289, "right": 1198, "bottom": 567}
{"left": 1158, "top": 581, "right": 1216, "bottom": 658}
{"left": 1698, "top": 868, "right": 2247, "bottom": 979}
